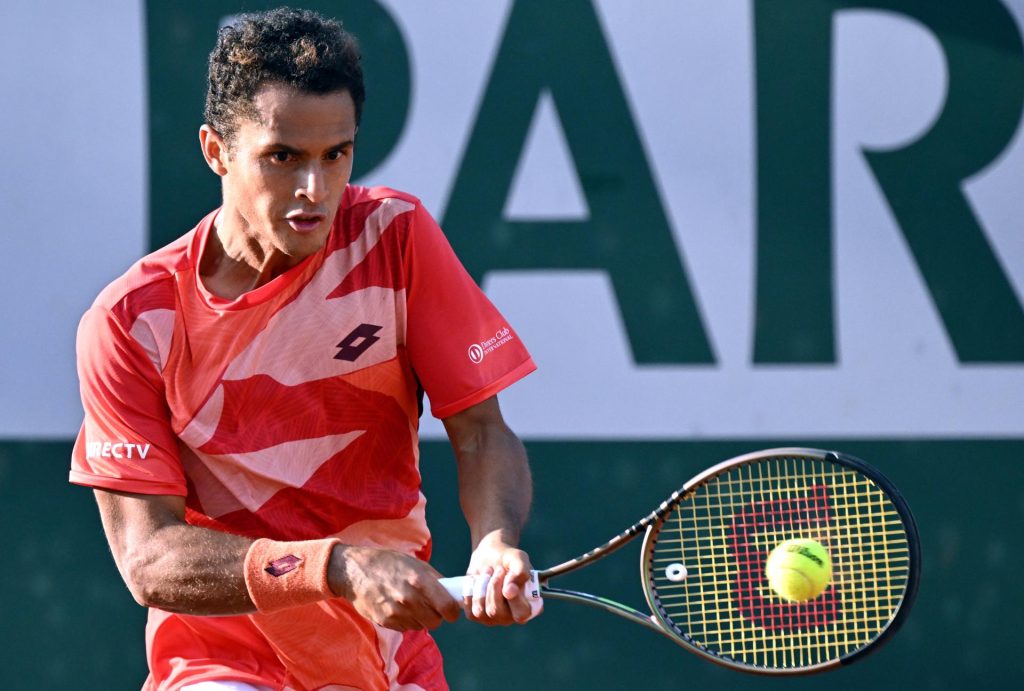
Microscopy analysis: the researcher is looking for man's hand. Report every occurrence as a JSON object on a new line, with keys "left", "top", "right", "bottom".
{"left": 328, "top": 545, "right": 461, "bottom": 631}
{"left": 463, "top": 530, "right": 535, "bottom": 625}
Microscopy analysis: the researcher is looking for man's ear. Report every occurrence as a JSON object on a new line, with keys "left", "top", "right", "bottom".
{"left": 199, "top": 125, "right": 229, "bottom": 177}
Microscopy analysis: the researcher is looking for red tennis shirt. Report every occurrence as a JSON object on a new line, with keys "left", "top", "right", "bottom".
{"left": 69, "top": 185, "right": 535, "bottom": 690}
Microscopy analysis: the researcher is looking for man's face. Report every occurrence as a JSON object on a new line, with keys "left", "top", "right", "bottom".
{"left": 219, "top": 83, "right": 357, "bottom": 261}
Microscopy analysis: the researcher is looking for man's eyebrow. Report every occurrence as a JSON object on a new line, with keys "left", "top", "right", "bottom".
{"left": 261, "top": 140, "right": 355, "bottom": 152}
{"left": 261, "top": 142, "right": 303, "bottom": 153}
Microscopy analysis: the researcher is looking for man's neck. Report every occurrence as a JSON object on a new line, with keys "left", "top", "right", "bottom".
{"left": 198, "top": 211, "right": 297, "bottom": 300}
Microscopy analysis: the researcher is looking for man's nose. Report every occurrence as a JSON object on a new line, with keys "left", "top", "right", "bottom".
{"left": 297, "top": 164, "right": 324, "bottom": 203}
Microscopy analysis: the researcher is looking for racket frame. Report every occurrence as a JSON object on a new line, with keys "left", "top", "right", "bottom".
{"left": 639, "top": 447, "right": 921, "bottom": 674}
{"left": 533, "top": 448, "right": 921, "bottom": 675}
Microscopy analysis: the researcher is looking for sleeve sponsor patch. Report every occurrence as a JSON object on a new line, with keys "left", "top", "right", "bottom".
{"left": 85, "top": 440, "right": 153, "bottom": 460}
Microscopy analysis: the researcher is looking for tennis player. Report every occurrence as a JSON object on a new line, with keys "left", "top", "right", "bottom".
{"left": 69, "top": 8, "right": 536, "bottom": 690}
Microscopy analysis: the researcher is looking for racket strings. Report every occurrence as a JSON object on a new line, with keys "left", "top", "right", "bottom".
{"left": 645, "top": 454, "right": 912, "bottom": 671}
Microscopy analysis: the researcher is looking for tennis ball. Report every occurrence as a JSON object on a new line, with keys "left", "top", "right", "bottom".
{"left": 765, "top": 538, "right": 831, "bottom": 602}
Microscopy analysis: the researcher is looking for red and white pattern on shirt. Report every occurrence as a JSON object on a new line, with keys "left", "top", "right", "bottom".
{"left": 145, "top": 198, "right": 425, "bottom": 544}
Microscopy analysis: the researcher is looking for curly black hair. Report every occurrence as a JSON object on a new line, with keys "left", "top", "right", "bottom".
{"left": 205, "top": 7, "right": 365, "bottom": 144}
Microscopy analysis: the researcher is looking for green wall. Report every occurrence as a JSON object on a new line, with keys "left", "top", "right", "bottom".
{"left": 4, "top": 441, "right": 1021, "bottom": 687}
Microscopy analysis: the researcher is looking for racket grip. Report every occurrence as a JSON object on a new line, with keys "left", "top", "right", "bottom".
{"left": 439, "top": 570, "right": 544, "bottom": 621}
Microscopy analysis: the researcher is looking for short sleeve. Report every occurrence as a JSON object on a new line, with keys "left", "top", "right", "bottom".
{"left": 69, "top": 306, "right": 186, "bottom": 495}
{"left": 403, "top": 204, "right": 536, "bottom": 419}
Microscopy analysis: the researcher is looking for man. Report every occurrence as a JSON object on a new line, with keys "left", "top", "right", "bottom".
{"left": 69, "top": 8, "right": 537, "bottom": 690}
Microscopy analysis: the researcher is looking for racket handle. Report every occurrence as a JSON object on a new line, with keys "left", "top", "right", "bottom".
{"left": 439, "top": 570, "right": 544, "bottom": 620}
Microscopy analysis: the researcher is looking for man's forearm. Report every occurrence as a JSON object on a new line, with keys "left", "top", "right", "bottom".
{"left": 121, "top": 521, "right": 256, "bottom": 615}
{"left": 441, "top": 396, "right": 538, "bottom": 624}
{"left": 95, "top": 490, "right": 260, "bottom": 615}
{"left": 453, "top": 418, "right": 532, "bottom": 548}
{"left": 96, "top": 489, "right": 459, "bottom": 627}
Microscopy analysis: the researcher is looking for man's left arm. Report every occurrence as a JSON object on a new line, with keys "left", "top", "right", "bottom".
{"left": 442, "top": 394, "right": 535, "bottom": 625}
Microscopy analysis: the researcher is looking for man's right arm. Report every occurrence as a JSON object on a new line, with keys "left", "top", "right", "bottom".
{"left": 94, "top": 489, "right": 460, "bottom": 629}
{"left": 96, "top": 488, "right": 256, "bottom": 614}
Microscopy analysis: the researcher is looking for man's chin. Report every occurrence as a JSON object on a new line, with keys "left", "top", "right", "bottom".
{"left": 279, "top": 223, "right": 331, "bottom": 257}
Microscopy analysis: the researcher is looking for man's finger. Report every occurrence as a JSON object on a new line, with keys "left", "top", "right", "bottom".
{"left": 471, "top": 569, "right": 491, "bottom": 618}
{"left": 501, "top": 550, "right": 531, "bottom": 598}
{"left": 438, "top": 591, "right": 462, "bottom": 623}
{"left": 501, "top": 577, "right": 520, "bottom": 601}
{"left": 485, "top": 566, "right": 510, "bottom": 619}
{"left": 508, "top": 593, "right": 532, "bottom": 623}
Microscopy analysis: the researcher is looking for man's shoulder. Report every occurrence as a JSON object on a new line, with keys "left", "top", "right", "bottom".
{"left": 336, "top": 186, "right": 430, "bottom": 247}
{"left": 90, "top": 228, "right": 196, "bottom": 325}
{"left": 343, "top": 184, "right": 422, "bottom": 210}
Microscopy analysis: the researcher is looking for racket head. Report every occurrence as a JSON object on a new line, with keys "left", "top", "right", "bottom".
{"left": 640, "top": 448, "right": 920, "bottom": 675}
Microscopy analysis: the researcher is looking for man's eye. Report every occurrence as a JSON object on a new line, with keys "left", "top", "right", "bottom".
{"left": 271, "top": 152, "right": 291, "bottom": 162}
{"left": 326, "top": 150, "right": 345, "bottom": 161}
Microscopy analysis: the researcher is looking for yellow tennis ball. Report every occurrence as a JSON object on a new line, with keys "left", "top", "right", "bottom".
{"left": 766, "top": 538, "right": 832, "bottom": 602}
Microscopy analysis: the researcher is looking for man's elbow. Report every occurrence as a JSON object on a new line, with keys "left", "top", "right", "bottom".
{"left": 122, "top": 547, "right": 176, "bottom": 609}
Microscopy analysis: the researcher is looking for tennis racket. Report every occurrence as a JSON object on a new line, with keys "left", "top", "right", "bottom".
{"left": 440, "top": 447, "right": 920, "bottom": 675}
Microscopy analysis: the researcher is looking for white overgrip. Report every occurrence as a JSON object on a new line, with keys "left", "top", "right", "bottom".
{"left": 439, "top": 570, "right": 544, "bottom": 621}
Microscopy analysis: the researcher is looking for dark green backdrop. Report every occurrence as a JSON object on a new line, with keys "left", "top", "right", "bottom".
{"left": 3, "top": 441, "right": 1021, "bottom": 688}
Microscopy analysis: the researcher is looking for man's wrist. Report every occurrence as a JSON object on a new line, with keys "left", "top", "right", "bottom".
{"left": 244, "top": 537, "right": 341, "bottom": 613}
{"left": 326, "top": 543, "right": 378, "bottom": 602}
{"left": 473, "top": 527, "right": 521, "bottom": 551}
{"left": 326, "top": 542, "right": 353, "bottom": 600}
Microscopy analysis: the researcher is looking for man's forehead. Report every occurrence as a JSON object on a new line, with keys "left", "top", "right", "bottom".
{"left": 241, "top": 84, "right": 357, "bottom": 143}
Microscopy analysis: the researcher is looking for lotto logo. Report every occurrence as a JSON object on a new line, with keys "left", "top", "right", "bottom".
{"left": 335, "top": 324, "right": 383, "bottom": 362}
{"left": 265, "top": 555, "right": 302, "bottom": 577}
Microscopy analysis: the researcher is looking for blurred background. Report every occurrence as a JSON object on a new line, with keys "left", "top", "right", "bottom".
{"left": 2, "top": 0, "right": 1022, "bottom": 688}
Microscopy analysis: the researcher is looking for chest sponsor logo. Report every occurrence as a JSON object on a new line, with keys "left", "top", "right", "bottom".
{"left": 335, "top": 323, "right": 383, "bottom": 362}
{"left": 86, "top": 441, "right": 152, "bottom": 460}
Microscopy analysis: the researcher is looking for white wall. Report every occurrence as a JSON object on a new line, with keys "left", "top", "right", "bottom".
{"left": 3, "top": 0, "right": 1022, "bottom": 440}
{"left": 0, "top": 0, "right": 147, "bottom": 437}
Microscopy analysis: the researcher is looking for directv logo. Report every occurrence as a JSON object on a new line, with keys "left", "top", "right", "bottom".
{"left": 85, "top": 441, "right": 152, "bottom": 460}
